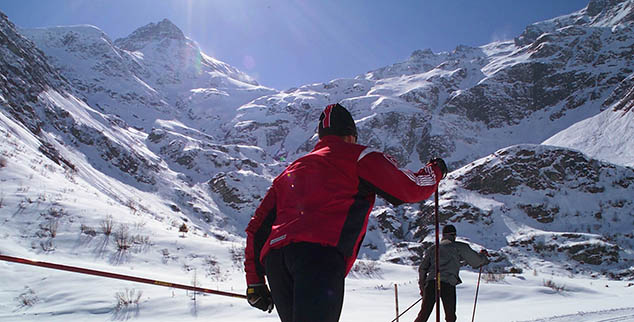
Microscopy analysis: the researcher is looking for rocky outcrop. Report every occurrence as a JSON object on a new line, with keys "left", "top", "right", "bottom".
{"left": 0, "top": 12, "right": 69, "bottom": 134}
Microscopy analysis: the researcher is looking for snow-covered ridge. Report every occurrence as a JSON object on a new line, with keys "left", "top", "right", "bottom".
{"left": 113, "top": 18, "right": 260, "bottom": 88}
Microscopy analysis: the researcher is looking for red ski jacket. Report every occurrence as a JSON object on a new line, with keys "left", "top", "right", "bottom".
{"left": 245, "top": 136, "right": 442, "bottom": 285}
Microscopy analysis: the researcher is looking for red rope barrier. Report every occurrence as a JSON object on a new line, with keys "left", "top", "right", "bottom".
{"left": 0, "top": 254, "right": 246, "bottom": 299}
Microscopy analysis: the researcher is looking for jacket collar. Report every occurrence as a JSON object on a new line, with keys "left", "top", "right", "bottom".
{"left": 313, "top": 135, "right": 346, "bottom": 150}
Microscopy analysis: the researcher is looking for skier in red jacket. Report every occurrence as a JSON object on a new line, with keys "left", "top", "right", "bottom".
{"left": 244, "top": 103, "right": 447, "bottom": 322}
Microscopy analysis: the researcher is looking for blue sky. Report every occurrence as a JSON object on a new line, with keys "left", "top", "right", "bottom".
{"left": 1, "top": 0, "right": 589, "bottom": 90}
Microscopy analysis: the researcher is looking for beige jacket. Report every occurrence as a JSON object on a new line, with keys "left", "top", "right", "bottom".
{"left": 418, "top": 238, "right": 488, "bottom": 287}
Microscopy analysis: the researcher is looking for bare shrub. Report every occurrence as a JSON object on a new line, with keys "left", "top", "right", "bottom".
{"left": 131, "top": 233, "right": 152, "bottom": 252}
{"left": 204, "top": 256, "right": 223, "bottom": 281}
{"left": 543, "top": 279, "right": 566, "bottom": 292}
{"left": 64, "top": 168, "right": 78, "bottom": 184}
{"left": 15, "top": 199, "right": 28, "bottom": 215}
{"left": 16, "top": 287, "right": 38, "bottom": 308}
{"left": 36, "top": 218, "right": 59, "bottom": 239}
{"left": 161, "top": 248, "right": 171, "bottom": 264}
{"left": 80, "top": 224, "right": 97, "bottom": 237}
{"left": 46, "top": 207, "right": 67, "bottom": 218}
{"left": 101, "top": 215, "right": 114, "bottom": 236}
{"left": 114, "top": 288, "right": 142, "bottom": 311}
{"left": 350, "top": 260, "right": 382, "bottom": 278}
{"left": 115, "top": 225, "right": 132, "bottom": 251}
{"left": 126, "top": 200, "right": 138, "bottom": 215}
{"left": 133, "top": 221, "right": 146, "bottom": 231}
{"left": 40, "top": 239, "right": 55, "bottom": 252}
{"left": 482, "top": 272, "right": 506, "bottom": 283}
{"left": 47, "top": 219, "right": 59, "bottom": 238}
{"left": 36, "top": 193, "right": 47, "bottom": 205}
{"left": 229, "top": 245, "right": 245, "bottom": 268}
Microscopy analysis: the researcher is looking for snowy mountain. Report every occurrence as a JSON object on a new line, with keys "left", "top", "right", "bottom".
{"left": 224, "top": 0, "right": 634, "bottom": 173}
{"left": 543, "top": 75, "right": 634, "bottom": 167}
{"left": 1, "top": 1, "right": 634, "bottom": 320}
{"left": 21, "top": 19, "right": 276, "bottom": 132}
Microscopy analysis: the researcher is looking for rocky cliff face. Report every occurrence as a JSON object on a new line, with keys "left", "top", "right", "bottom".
{"left": 0, "top": 12, "right": 69, "bottom": 134}
{"left": 369, "top": 144, "right": 634, "bottom": 278}
{"left": 445, "top": 145, "right": 633, "bottom": 278}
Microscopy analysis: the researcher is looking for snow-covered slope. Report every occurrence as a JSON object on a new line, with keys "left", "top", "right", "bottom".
{"left": 543, "top": 76, "right": 634, "bottom": 167}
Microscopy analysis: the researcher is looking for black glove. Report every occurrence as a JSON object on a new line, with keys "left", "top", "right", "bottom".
{"left": 246, "top": 283, "right": 274, "bottom": 313}
{"left": 479, "top": 250, "right": 491, "bottom": 266}
{"left": 429, "top": 158, "right": 448, "bottom": 179}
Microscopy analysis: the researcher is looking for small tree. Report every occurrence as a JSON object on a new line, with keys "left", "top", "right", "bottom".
{"left": 179, "top": 223, "right": 189, "bottom": 237}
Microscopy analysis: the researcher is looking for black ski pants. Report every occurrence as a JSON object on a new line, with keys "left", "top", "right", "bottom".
{"left": 264, "top": 242, "right": 346, "bottom": 322}
{"left": 414, "top": 280, "right": 457, "bottom": 322}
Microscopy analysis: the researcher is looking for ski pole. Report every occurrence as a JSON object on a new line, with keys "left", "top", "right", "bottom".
{"left": 434, "top": 187, "right": 440, "bottom": 322}
{"left": 390, "top": 297, "right": 422, "bottom": 322}
{"left": 471, "top": 266, "right": 483, "bottom": 322}
{"left": 0, "top": 254, "right": 246, "bottom": 299}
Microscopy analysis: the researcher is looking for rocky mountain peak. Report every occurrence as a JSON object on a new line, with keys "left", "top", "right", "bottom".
{"left": 410, "top": 48, "right": 434, "bottom": 60}
{"left": 586, "top": 0, "right": 630, "bottom": 16}
{"left": 114, "top": 18, "right": 186, "bottom": 51}
{"left": 515, "top": 0, "right": 633, "bottom": 46}
{"left": 585, "top": 0, "right": 634, "bottom": 26}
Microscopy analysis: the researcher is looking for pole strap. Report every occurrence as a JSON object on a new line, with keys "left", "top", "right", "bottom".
{"left": 0, "top": 254, "right": 246, "bottom": 299}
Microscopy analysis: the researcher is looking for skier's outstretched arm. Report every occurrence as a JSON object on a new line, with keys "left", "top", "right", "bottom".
{"left": 456, "top": 242, "right": 489, "bottom": 269}
{"left": 358, "top": 150, "right": 445, "bottom": 205}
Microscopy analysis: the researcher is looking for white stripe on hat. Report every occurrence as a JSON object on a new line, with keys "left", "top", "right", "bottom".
{"left": 322, "top": 104, "right": 333, "bottom": 128}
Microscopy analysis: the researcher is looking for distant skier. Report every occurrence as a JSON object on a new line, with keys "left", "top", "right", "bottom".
{"left": 244, "top": 103, "right": 447, "bottom": 322}
{"left": 415, "top": 224, "right": 489, "bottom": 322}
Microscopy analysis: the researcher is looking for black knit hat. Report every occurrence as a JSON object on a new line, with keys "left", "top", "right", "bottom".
{"left": 318, "top": 103, "right": 357, "bottom": 139}
{"left": 442, "top": 225, "right": 457, "bottom": 234}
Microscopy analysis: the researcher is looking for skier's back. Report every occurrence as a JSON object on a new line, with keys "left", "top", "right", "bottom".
{"left": 244, "top": 103, "right": 447, "bottom": 322}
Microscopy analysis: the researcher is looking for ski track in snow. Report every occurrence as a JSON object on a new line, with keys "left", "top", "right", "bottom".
{"left": 517, "top": 307, "right": 634, "bottom": 322}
